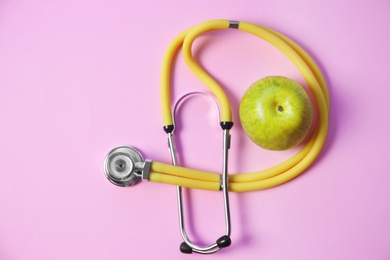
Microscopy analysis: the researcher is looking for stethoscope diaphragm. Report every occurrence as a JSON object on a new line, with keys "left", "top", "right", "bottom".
{"left": 104, "top": 146, "right": 144, "bottom": 187}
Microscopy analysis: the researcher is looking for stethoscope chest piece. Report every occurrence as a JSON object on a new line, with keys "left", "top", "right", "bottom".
{"left": 104, "top": 146, "right": 143, "bottom": 187}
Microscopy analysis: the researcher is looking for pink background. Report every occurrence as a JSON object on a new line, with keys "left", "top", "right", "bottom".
{"left": 1, "top": 0, "right": 389, "bottom": 259}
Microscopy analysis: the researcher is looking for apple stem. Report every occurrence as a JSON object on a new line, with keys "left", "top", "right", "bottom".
{"left": 278, "top": 105, "right": 284, "bottom": 112}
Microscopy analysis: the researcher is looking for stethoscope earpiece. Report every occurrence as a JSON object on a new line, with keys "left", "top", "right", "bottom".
{"left": 104, "top": 146, "right": 144, "bottom": 187}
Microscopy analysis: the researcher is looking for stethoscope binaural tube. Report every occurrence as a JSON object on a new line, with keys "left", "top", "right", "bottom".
{"left": 169, "top": 91, "right": 232, "bottom": 254}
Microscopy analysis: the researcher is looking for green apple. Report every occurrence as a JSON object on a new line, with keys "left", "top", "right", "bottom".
{"left": 239, "top": 76, "right": 314, "bottom": 150}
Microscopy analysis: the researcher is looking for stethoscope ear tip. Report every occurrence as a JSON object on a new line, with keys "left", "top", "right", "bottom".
{"left": 179, "top": 235, "right": 232, "bottom": 254}
{"left": 216, "top": 235, "right": 231, "bottom": 248}
{"left": 180, "top": 242, "right": 193, "bottom": 254}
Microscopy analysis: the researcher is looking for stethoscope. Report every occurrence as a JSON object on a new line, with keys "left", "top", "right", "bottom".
{"left": 104, "top": 20, "right": 329, "bottom": 254}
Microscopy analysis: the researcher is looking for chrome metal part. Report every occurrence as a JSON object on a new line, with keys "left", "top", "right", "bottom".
{"left": 229, "top": 21, "right": 239, "bottom": 29}
{"left": 168, "top": 133, "right": 222, "bottom": 254}
{"left": 104, "top": 146, "right": 144, "bottom": 187}
{"left": 169, "top": 92, "right": 232, "bottom": 254}
{"left": 172, "top": 91, "right": 221, "bottom": 127}
{"left": 142, "top": 159, "right": 152, "bottom": 181}
{"left": 221, "top": 129, "right": 232, "bottom": 238}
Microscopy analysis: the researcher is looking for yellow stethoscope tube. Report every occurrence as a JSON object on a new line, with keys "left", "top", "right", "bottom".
{"left": 156, "top": 20, "right": 329, "bottom": 192}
